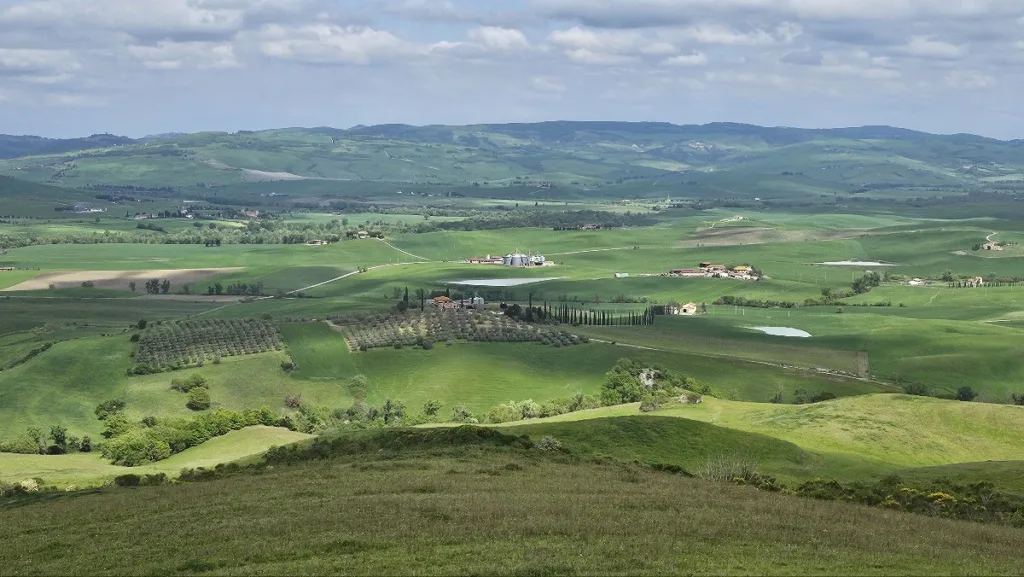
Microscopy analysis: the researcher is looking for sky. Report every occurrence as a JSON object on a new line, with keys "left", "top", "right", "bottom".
{"left": 1, "top": 0, "right": 1023, "bottom": 139}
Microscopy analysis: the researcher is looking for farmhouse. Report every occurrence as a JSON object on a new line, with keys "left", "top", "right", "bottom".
{"left": 241, "top": 209, "right": 261, "bottom": 219}
{"left": 667, "top": 302, "right": 698, "bottom": 316}
{"left": 0, "top": 267, "right": 13, "bottom": 272}
{"left": 468, "top": 255, "right": 504, "bottom": 265}
{"left": 966, "top": 276, "right": 986, "bottom": 288}
{"left": 983, "top": 242, "right": 1004, "bottom": 251}
{"left": 356, "top": 230, "right": 370, "bottom": 239}
{"left": 305, "top": 240, "right": 329, "bottom": 246}
{"left": 614, "top": 272, "right": 630, "bottom": 278}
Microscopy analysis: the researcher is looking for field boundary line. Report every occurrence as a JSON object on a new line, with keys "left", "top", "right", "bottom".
{"left": 375, "top": 238, "right": 429, "bottom": 261}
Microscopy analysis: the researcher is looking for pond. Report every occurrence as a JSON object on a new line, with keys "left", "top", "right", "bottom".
{"left": 448, "top": 278, "right": 562, "bottom": 287}
{"left": 750, "top": 326, "right": 812, "bottom": 338}
{"left": 817, "top": 261, "right": 896, "bottom": 266}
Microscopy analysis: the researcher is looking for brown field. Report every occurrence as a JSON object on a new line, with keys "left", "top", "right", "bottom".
{"left": 1, "top": 268, "right": 242, "bottom": 291}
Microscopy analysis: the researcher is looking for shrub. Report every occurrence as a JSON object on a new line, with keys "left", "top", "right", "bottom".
{"left": 171, "top": 374, "right": 209, "bottom": 393}
{"left": 902, "top": 382, "right": 929, "bottom": 396}
{"left": 769, "top": 390, "right": 784, "bottom": 404}
{"left": 280, "top": 360, "right": 296, "bottom": 372}
{"left": 537, "top": 436, "right": 562, "bottom": 452}
{"left": 114, "top": 474, "right": 141, "bottom": 487}
{"left": 809, "top": 391, "right": 837, "bottom": 403}
{"left": 186, "top": 388, "right": 211, "bottom": 411}
{"left": 79, "top": 436, "right": 92, "bottom": 452}
{"left": 94, "top": 398, "right": 126, "bottom": 420}
{"left": 452, "top": 406, "right": 474, "bottom": 422}
{"left": 284, "top": 394, "right": 303, "bottom": 408}
{"left": 1012, "top": 393, "right": 1024, "bottom": 406}
{"left": 130, "top": 333, "right": 141, "bottom": 342}
{"left": 423, "top": 400, "right": 443, "bottom": 417}
{"left": 956, "top": 387, "right": 978, "bottom": 402}
{"left": 639, "top": 395, "right": 660, "bottom": 412}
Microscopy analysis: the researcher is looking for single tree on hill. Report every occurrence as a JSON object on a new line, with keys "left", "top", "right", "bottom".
{"left": 129, "top": 281, "right": 136, "bottom": 292}
{"left": 160, "top": 279, "right": 171, "bottom": 294}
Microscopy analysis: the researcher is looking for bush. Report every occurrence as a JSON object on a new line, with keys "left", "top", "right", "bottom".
{"left": 79, "top": 436, "right": 92, "bottom": 452}
{"left": 114, "top": 474, "right": 141, "bottom": 487}
{"left": 130, "top": 333, "right": 141, "bottom": 342}
{"left": 639, "top": 395, "right": 660, "bottom": 412}
{"left": 171, "top": 374, "right": 209, "bottom": 393}
{"left": 537, "top": 436, "right": 562, "bottom": 452}
{"left": 423, "top": 400, "right": 443, "bottom": 417}
{"left": 94, "top": 398, "right": 126, "bottom": 420}
{"left": 956, "top": 387, "right": 978, "bottom": 402}
{"left": 186, "top": 388, "right": 211, "bottom": 411}
{"left": 284, "top": 394, "right": 303, "bottom": 408}
{"left": 281, "top": 360, "right": 296, "bottom": 372}
{"left": 809, "top": 391, "right": 837, "bottom": 403}
{"left": 1012, "top": 393, "right": 1024, "bottom": 406}
{"left": 902, "top": 382, "right": 929, "bottom": 396}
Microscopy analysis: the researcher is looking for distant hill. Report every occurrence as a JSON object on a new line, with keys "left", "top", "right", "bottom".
{"left": 0, "top": 122, "right": 1022, "bottom": 199}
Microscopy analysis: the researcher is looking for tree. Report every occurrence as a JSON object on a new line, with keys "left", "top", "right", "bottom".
{"left": 793, "top": 388, "right": 809, "bottom": 405}
{"left": 49, "top": 425, "right": 68, "bottom": 449}
{"left": 137, "top": 319, "right": 147, "bottom": 330}
{"left": 186, "top": 388, "right": 211, "bottom": 411}
{"left": 423, "top": 400, "right": 443, "bottom": 417}
{"left": 956, "top": 386, "right": 978, "bottom": 402}
{"left": 348, "top": 375, "right": 369, "bottom": 400}
{"left": 214, "top": 282, "right": 224, "bottom": 295}
{"left": 769, "top": 390, "right": 784, "bottom": 404}
{"left": 1012, "top": 393, "right": 1024, "bottom": 406}
{"left": 396, "top": 300, "right": 409, "bottom": 313}
{"left": 79, "top": 435, "right": 92, "bottom": 452}
{"left": 383, "top": 398, "right": 406, "bottom": 424}
{"left": 95, "top": 398, "right": 127, "bottom": 420}
{"left": 160, "top": 279, "right": 171, "bottom": 294}
{"left": 129, "top": 281, "right": 137, "bottom": 292}
{"left": 26, "top": 427, "right": 46, "bottom": 454}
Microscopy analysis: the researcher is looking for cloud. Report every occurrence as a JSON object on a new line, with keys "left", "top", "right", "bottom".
{"left": 466, "top": 27, "right": 530, "bottom": 51}
{"left": 249, "top": 24, "right": 412, "bottom": 65}
{"left": 663, "top": 51, "right": 707, "bottom": 66}
{"left": 898, "top": 36, "right": 964, "bottom": 59}
{"left": 127, "top": 41, "right": 240, "bottom": 70}
{"left": 945, "top": 70, "right": 995, "bottom": 89}
{"left": 0, "top": 48, "right": 80, "bottom": 83}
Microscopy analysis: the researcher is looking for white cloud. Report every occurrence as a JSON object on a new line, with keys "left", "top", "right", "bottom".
{"left": 899, "top": 36, "right": 964, "bottom": 59}
{"left": 662, "top": 51, "right": 707, "bottom": 66}
{"left": 466, "top": 26, "right": 530, "bottom": 51}
{"left": 0, "top": 48, "right": 80, "bottom": 83}
{"left": 128, "top": 41, "right": 239, "bottom": 70}
{"left": 250, "top": 24, "right": 411, "bottom": 65}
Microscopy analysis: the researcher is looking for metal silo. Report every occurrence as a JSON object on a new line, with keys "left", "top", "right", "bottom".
{"left": 503, "top": 254, "right": 513, "bottom": 266}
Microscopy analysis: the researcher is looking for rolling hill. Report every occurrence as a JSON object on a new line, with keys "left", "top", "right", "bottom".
{"left": 1, "top": 122, "right": 1023, "bottom": 200}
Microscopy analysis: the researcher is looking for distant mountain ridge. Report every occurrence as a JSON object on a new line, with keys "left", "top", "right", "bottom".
{"left": 1, "top": 121, "right": 1022, "bottom": 195}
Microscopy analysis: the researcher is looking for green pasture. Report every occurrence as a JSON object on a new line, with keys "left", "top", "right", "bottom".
{"left": 502, "top": 394, "right": 1024, "bottom": 482}
{"left": 0, "top": 426, "right": 311, "bottom": 487}
{"left": 3, "top": 431, "right": 1023, "bottom": 575}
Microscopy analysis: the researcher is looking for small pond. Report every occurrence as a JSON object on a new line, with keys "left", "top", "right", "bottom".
{"left": 817, "top": 261, "right": 896, "bottom": 266}
{"left": 750, "top": 326, "right": 812, "bottom": 338}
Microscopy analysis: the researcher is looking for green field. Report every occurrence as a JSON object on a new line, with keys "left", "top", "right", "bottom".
{"left": 3, "top": 431, "right": 1023, "bottom": 576}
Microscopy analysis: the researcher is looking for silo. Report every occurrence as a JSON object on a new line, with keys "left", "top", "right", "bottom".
{"left": 531, "top": 254, "right": 546, "bottom": 266}
{"left": 511, "top": 253, "right": 528, "bottom": 267}
{"left": 502, "top": 254, "right": 513, "bottom": 266}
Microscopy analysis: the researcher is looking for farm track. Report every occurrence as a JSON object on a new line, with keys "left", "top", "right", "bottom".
{"left": 587, "top": 337, "right": 894, "bottom": 389}
{"left": 375, "top": 238, "right": 429, "bottom": 261}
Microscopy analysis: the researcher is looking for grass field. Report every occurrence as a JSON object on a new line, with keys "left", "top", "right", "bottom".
{"left": 0, "top": 426, "right": 311, "bottom": 487}
{"left": 500, "top": 395, "right": 1024, "bottom": 483}
{"left": 3, "top": 435, "right": 1023, "bottom": 576}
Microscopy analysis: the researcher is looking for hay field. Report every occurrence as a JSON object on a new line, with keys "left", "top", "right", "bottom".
{"left": 2, "top": 267, "right": 242, "bottom": 291}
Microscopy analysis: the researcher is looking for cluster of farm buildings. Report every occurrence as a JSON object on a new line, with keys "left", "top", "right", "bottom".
{"left": 617, "top": 262, "right": 759, "bottom": 281}
{"left": 669, "top": 262, "right": 759, "bottom": 280}
{"left": 462, "top": 252, "right": 552, "bottom": 267}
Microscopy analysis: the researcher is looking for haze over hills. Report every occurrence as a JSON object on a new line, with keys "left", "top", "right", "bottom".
{"left": 1, "top": 122, "right": 1023, "bottom": 201}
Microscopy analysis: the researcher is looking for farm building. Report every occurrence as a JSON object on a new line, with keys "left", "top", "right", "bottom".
{"left": 502, "top": 252, "right": 546, "bottom": 267}
{"left": 0, "top": 267, "right": 14, "bottom": 272}
{"left": 357, "top": 230, "right": 370, "bottom": 239}
{"left": 667, "top": 302, "right": 699, "bottom": 316}
{"left": 983, "top": 242, "right": 1004, "bottom": 251}
{"left": 468, "top": 255, "right": 503, "bottom": 264}
{"left": 305, "top": 240, "right": 329, "bottom": 246}
{"left": 615, "top": 273, "right": 630, "bottom": 278}
{"left": 670, "top": 268, "right": 705, "bottom": 277}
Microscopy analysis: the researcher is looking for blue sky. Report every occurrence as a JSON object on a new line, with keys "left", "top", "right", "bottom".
{"left": 0, "top": 0, "right": 1022, "bottom": 138}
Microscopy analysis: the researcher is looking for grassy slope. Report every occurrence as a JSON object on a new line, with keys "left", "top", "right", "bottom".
{"left": 499, "top": 395, "right": 1024, "bottom": 482}
{"left": 2, "top": 444, "right": 1023, "bottom": 576}
{"left": 0, "top": 426, "right": 311, "bottom": 486}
